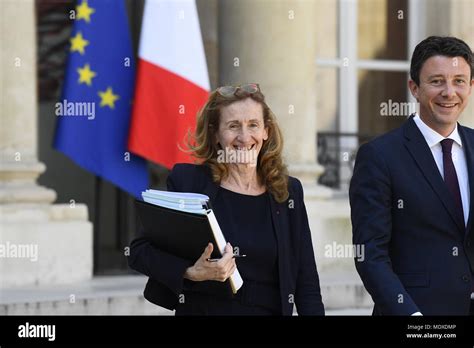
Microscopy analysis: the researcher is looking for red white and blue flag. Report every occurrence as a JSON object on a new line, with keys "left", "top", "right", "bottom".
{"left": 128, "top": 0, "right": 210, "bottom": 169}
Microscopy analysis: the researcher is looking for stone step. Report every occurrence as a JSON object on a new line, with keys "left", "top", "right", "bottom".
{"left": 326, "top": 308, "right": 372, "bottom": 315}
{"left": 0, "top": 274, "right": 373, "bottom": 315}
{"left": 0, "top": 275, "right": 172, "bottom": 315}
{"left": 319, "top": 271, "right": 374, "bottom": 310}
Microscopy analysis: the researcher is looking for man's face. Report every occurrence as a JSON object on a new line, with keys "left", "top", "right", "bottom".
{"left": 409, "top": 55, "right": 473, "bottom": 135}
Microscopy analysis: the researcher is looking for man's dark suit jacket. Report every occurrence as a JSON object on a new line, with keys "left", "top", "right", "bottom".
{"left": 350, "top": 115, "right": 474, "bottom": 315}
{"left": 128, "top": 163, "right": 325, "bottom": 315}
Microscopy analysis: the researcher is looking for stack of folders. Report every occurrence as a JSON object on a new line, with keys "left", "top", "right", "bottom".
{"left": 136, "top": 189, "right": 243, "bottom": 294}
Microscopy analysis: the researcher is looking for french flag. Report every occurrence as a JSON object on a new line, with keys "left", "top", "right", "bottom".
{"left": 128, "top": 0, "right": 210, "bottom": 169}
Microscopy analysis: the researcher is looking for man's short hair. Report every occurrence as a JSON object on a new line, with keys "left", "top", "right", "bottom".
{"left": 410, "top": 36, "right": 473, "bottom": 85}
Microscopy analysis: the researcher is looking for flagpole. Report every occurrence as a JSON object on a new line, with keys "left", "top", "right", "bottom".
{"left": 93, "top": 176, "right": 102, "bottom": 274}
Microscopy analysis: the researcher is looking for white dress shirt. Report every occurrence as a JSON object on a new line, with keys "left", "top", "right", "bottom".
{"left": 413, "top": 114, "right": 470, "bottom": 226}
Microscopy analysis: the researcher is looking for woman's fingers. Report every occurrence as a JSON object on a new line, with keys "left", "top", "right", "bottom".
{"left": 225, "top": 258, "right": 236, "bottom": 273}
{"left": 218, "top": 261, "right": 236, "bottom": 282}
{"left": 228, "top": 262, "right": 236, "bottom": 276}
{"left": 216, "top": 255, "right": 236, "bottom": 282}
{"left": 194, "top": 242, "right": 238, "bottom": 282}
{"left": 224, "top": 243, "right": 233, "bottom": 254}
{"left": 218, "top": 243, "right": 234, "bottom": 265}
{"left": 200, "top": 243, "right": 213, "bottom": 261}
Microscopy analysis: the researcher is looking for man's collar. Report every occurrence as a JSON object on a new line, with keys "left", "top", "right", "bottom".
{"left": 413, "top": 113, "right": 463, "bottom": 148}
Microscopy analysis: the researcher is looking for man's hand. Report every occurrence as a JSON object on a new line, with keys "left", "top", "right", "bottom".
{"left": 184, "top": 242, "right": 236, "bottom": 282}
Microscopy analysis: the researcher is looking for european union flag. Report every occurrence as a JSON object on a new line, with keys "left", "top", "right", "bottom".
{"left": 54, "top": 0, "right": 148, "bottom": 198}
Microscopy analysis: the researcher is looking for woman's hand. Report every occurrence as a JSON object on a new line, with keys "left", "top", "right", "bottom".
{"left": 183, "top": 242, "right": 236, "bottom": 282}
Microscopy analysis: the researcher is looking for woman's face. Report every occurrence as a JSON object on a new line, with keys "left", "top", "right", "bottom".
{"left": 215, "top": 98, "right": 268, "bottom": 166}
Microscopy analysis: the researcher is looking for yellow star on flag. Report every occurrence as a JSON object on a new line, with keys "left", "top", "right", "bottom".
{"left": 77, "top": 64, "right": 97, "bottom": 86}
{"left": 98, "top": 87, "right": 119, "bottom": 109}
{"left": 76, "top": 0, "right": 95, "bottom": 23}
{"left": 70, "top": 32, "right": 89, "bottom": 55}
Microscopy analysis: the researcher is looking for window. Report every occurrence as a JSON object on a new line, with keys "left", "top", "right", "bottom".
{"left": 316, "top": 0, "right": 423, "bottom": 191}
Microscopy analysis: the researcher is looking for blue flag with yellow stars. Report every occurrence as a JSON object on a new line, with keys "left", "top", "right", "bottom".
{"left": 54, "top": 0, "right": 148, "bottom": 198}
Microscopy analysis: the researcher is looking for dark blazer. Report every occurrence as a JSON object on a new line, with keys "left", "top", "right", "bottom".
{"left": 128, "top": 163, "right": 325, "bottom": 315}
{"left": 350, "top": 116, "right": 474, "bottom": 315}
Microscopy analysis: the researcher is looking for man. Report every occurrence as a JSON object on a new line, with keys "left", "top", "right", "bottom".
{"left": 350, "top": 36, "right": 474, "bottom": 315}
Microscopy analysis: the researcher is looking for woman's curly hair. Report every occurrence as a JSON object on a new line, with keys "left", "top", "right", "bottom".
{"left": 185, "top": 87, "right": 289, "bottom": 203}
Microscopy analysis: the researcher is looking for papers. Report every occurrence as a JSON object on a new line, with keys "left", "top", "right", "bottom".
{"left": 138, "top": 189, "right": 244, "bottom": 293}
{"left": 142, "top": 189, "right": 209, "bottom": 215}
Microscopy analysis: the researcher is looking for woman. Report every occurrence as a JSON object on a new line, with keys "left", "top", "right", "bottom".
{"left": 128, "top": 83, "right": 325, "bottom": 315}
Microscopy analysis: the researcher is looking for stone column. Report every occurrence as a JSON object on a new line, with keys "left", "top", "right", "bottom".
{"left": 0, "top": 0, "right": 92, "bottom": 287}
{"left": 196, "top": 0, "right": 219, "bottom": 89}
{"left": 218, "top": 0, "right": 331, "bottom": 198}
{"left": 0, "top": 0, "right": 56, "bottom": 204}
